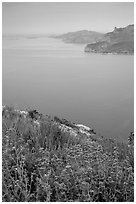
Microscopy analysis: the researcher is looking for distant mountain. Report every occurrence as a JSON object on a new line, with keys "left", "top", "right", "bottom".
{"left": 52, "top": 30, "right": 104, "bottom": 44}
{"left": 85, "top": 24, "right": 134, "bottom": 54}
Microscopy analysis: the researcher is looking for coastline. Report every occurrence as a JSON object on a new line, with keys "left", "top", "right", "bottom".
{"left": 84, "top": 50, "right": 134, "bottom": 55}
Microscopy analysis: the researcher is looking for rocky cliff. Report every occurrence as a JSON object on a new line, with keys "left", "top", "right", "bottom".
{"left": 85, "top": 24, "right": 134, "bottom": 54}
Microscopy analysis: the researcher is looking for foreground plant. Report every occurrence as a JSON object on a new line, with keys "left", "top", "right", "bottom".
{"left": 2, "top": 106, "right": 134, "bottom": 202}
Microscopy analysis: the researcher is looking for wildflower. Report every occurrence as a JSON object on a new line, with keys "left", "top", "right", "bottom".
{"left": 108, "top": 176, "right": 112, "bottom": 182}
{"left": 113, "top": 158, "right": 118, "bottom": 163}
{"left": 65, "top": 165, "right": 71, "bottom": 169}
{"left": 97, "top": 145, "right": 103, "bottom": 151}
{"left": 99, "top": 181, "right": 105, "bottom": 188}
{"left": 33, "top": 120, "right": 40, "bottom": 127}
{"left": 81, "top": 181, "right": 89, "bottom": 189}
{"left": 89, "top": 190, "right": 94, "bottom": 196}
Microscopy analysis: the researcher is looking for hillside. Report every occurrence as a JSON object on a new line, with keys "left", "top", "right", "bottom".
{"left": 103, "top": 24, "right": 134, "bottom": 44}
{"left": 52, "top": 30, "right": 104, "bottom": 44}
{"left": 85, "top": 25, "right": 134, "bottom": 54}
{"left": 2, "top": 106, "right": 134, "bottom": 202}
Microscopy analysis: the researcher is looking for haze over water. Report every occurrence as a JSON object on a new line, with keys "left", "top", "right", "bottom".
{"left": 2, "top": 36, "right": 134, "bottom": 142}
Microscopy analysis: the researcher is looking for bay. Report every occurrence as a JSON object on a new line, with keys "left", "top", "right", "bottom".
{"left": 2, "top": 36, "right": 134, "bottom": 142}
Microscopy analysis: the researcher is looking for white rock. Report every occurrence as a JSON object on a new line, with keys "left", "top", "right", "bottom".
{"left": 76, "top": 124, "right": 90, "bottom": 131}
{"left": 79, "top": 129, "right": 90, "bottom": 136}
{"left": 18, "top": 110, "right": 28, "bottom": 119}
{"left": 20, "top": 110, "right": 28, "bottom": 115}
{"left": 59, "top": 124, "right": 77, "bottom": 137}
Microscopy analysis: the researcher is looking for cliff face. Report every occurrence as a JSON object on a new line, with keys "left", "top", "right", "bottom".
{"left": 85, "top": 24, "right": 134, "bottom": 54}
{"left": 85, "top": 41, "right": 110, "bottom": 53}
{"left": 104, "top": 25, "right": 134, "bottom": 44}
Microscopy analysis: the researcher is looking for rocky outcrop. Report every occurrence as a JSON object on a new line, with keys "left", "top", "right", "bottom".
{"left": 85, "top": 24, "right": 134, "bottom": 54}
{"left": 85, "top": 41, "right": 110, "bottom": 53}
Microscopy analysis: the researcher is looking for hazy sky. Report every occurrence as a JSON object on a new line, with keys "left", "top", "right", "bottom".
{"left": 2, "top": 2, "right": 134, "bottom": 35}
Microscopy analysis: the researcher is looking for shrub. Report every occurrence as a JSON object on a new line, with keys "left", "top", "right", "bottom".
{"left": 2, "top": 106, "right": 134, "bottom": 202}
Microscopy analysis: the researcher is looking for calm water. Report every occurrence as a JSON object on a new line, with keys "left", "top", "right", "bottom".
{"left": 2, "top": 35, "right": 134, "bottom": 142}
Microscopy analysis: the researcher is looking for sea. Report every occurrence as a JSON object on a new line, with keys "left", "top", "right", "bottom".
{"left": 2, "top": 35, "right": 134, "bottom": 142}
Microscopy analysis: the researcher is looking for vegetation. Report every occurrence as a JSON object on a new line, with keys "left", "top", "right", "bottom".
{"left": 2, "top": 106, "right": 134, "bottom": 202}
{"left": 85, "top": 24, "right": 134, "bottom": 54}
{"left": 52, "top": 30, "right": 104, "bottom": 44}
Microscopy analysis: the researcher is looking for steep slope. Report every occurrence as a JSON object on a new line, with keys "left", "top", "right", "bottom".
{"left": 85, "top": 24, "right": 134, "bottom": 54}
{"left": 2, "top": 106, "right": 134, "bottom": 202}
{"left": 104, "top": 24, "right": 134, "bottom": 43}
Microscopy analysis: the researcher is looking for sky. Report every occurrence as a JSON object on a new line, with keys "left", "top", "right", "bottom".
{"left": 2, "top": 2, "right": 134, "bottom": 35}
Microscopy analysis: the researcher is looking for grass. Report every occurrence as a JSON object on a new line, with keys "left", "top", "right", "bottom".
{"left": 2, "top": 106, "right": 134, "bottom": 202}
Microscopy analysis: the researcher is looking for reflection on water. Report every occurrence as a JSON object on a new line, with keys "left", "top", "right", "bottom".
{"left": 2, "top": 35, "right": 134, "bottom": 142}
